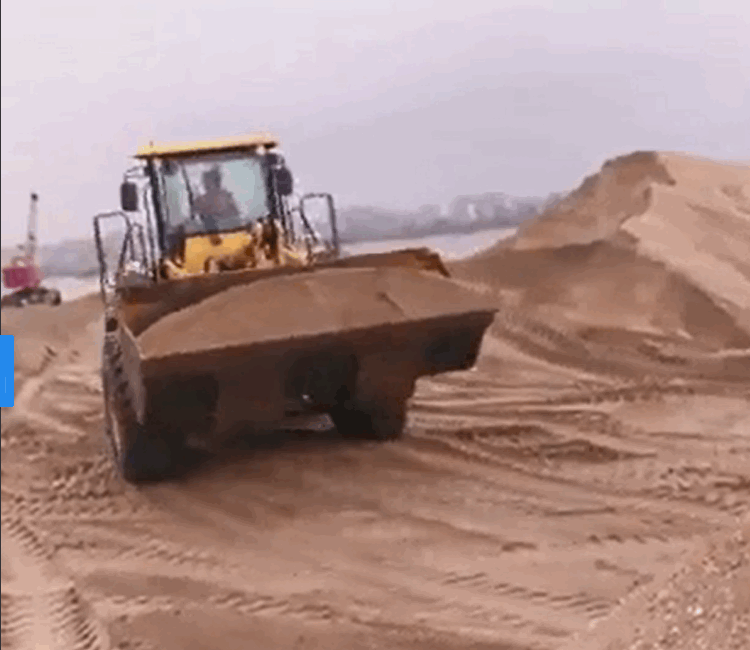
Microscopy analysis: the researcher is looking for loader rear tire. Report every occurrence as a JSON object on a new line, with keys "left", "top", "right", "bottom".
{"left": 330, "top": 399, "right": 407, "bottom": 441}
{"left": 0, "top": 294, "right": 21, "bottom": 308}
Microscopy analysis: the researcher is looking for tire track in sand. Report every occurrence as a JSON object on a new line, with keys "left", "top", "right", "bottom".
{"left": 1, "top": 517, "right": 110, "bottom": 650}
{"left": 2, "top": 315, "right": 112, "bottom": 650}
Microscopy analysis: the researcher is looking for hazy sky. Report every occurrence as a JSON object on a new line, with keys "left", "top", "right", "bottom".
{"left": 2, "top": 0, "right": 748, "bottom": 245}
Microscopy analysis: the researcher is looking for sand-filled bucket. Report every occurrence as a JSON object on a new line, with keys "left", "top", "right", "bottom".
{"left": 134, "top": 265, "right": 496, "bottom": 381}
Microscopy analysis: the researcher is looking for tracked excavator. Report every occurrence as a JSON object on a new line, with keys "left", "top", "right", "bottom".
{"left": 1, "top": 193, "right": 62, "bottom": 308}
{"left": 95, "top": 133, "right": 497, "bottom": 483}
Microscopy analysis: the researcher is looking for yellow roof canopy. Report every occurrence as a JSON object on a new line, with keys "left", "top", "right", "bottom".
{"left": 134, "top": 132, "right": 279, "bottom": 158}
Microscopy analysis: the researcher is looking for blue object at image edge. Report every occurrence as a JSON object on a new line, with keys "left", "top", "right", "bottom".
{"left": 0, "top": 335, "right": 15, "bottom": 407}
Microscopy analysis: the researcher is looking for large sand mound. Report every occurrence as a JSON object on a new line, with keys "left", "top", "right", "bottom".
{"left": 458, "top": 152, "right": 750, "bottom": 357}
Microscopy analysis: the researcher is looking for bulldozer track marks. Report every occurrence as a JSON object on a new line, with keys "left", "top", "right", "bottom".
{"left": 1, "top": 586, "right": 109, "bottom": 650}
{"left": 413, "top": 378, "right": 716, "bottom": 421}
{"left": 208, "top": 591, "right": 339, "bottom": 621}
{"left": 487, "top": 580, "right": 615, "bottom": 620}
{"left": 423, "top": 569, "right": 617, "bottom": 642}
{"left": 494, "top": 308, "right": 593, "bottom": 360}
{"left": 105, "top": 537, "right": 223, "bottom": 572}
{"left": 0, "top": 516, "right": 56, "bottom": 564}
{"left": 401, "top": 434, "right": 739, "bottom": 528}
{"left": 94, "top": 589, "right": 340, "bottom": 625}
{"left": 1, "top": 519, "right": 110, "bottom": 650}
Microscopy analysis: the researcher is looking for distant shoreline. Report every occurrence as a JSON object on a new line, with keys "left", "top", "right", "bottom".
{"left": 339, "top": 221, "right": 523, "bottom": 245}
{"left": 4, "top": 224, "right": 515, "bottom": 279}
{"left": 39, "top": 268, "right": 99, "bottom": 280}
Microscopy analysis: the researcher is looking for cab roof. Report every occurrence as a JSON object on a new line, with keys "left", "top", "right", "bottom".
{"left": 134, "top": 132, "right": 279, "bottom": 159}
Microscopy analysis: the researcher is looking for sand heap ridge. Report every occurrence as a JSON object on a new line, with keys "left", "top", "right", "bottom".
{"left": 456, "top": 152, "right": 750, "bottom": 366}
{"left": 512, "top": 151, "right": 679, "bottom": 250}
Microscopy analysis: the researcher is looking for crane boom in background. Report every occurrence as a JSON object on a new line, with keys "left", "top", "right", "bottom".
{"left": 1, "top": 193, "right": 62, "bottom": 308}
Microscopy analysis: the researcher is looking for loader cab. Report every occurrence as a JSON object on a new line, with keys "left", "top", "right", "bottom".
{"left": 152, "top": 150, "right": 270, "bottom": 267}
{"left": 117, "top": 134, "right": 339, "bottom": 280}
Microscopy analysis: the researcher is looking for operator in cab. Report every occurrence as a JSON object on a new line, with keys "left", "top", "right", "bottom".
{"left": 193, "top": 165, "right": 240, "bottom": 227}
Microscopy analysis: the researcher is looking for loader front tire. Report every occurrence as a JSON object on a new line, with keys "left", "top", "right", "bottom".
{"left": 122, "top": 427, "right": 181, "bottom": 484}
{"left": 102, "top": 339, "right": 183, "bottom": 484}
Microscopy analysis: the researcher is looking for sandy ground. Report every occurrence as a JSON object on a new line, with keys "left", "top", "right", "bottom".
{"left": 1, "top": 151, "right": 749, "bottom": 650}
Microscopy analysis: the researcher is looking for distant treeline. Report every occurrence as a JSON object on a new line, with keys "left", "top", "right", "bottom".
{"left": 2, "top": 191, "right": 563, "bottom": 277}
{"left": 337, "top": 191, "right": 563, "bottom": 243}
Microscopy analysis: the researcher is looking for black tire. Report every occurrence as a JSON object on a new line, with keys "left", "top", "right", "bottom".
{"left": 102, "top": 339, "right": 183, "bottom": 484}
{"left": 1, "top": 295, "right": 18, "bottom": 308}
{"left": 121, "top": 425, "right": 183, "bottom": 484}
{"left": 47, "top": 289, "right": 62, "bottom": 306}
{"left": 2, "top": 292, "right": 25, "bottom": 308}
{"left": 28, "top": 289, "right": 44, "bottom": 305}
{"left": 330, "top": 398, "right": 407, "bottom": 441}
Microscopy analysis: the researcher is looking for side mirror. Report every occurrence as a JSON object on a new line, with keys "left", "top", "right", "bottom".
{"left": 120, "top": 182, "right": 139, "bottom": 212}
{"left": 274, "top": 167, "right": 294, "bottom": 196}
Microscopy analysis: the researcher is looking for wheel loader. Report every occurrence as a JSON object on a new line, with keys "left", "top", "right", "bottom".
{"left": 94, "top": 133, "right": 497, "bottom": 484}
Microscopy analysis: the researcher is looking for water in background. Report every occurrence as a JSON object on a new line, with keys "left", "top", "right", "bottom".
{"left": 2, "top": 228, "right": 516, "bottom": 302}
{"left": 343, "top": 227, "right": 515, "bottom": 259}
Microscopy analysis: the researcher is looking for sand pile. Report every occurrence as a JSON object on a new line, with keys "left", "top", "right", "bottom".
{"left": 566, "top": 516, "right": 750, "bottom": 650}
{"left": 457, "top": 152, "right": 750, "bottom": 356}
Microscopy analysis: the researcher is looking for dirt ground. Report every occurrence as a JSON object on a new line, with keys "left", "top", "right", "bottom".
{"left": 2, "top": 151, "right": 749, "bottom": 650}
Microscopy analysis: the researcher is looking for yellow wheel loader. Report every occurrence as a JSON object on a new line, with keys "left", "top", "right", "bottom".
{"left": 94, "top": 133, "right": 496, "bottom": 483}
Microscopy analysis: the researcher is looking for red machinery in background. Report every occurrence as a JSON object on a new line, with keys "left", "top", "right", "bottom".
{"left": 1, "top": 193, "right": 62, "bottom": 308}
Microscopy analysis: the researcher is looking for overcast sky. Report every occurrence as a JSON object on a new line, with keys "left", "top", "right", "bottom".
{"left": 2, "top": 0, "right": 748, "bottom": 245}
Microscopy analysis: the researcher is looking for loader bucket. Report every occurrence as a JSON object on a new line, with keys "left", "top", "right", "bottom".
{"left": 128, "top": 264, "right": 496, "bottom": 432}
{"left": 118, "top": 247, "right": 449, "bottom": 337}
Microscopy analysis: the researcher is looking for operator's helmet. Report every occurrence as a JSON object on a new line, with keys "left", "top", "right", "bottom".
{"left": 203, "top": 165, "right": 222, "bottom": 186}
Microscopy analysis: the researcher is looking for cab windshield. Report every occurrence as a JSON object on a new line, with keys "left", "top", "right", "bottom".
{"left": 157, "top": 152, "right": 270, "bottom": 242}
